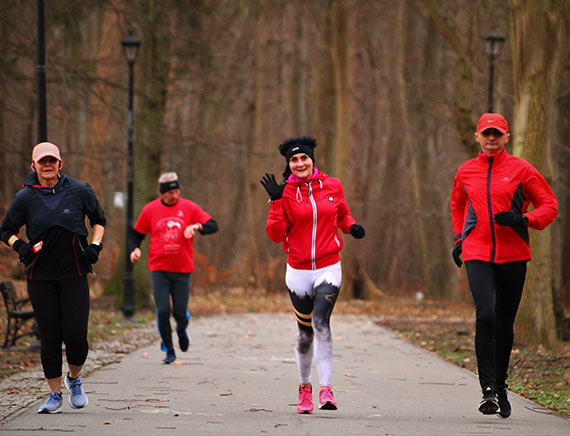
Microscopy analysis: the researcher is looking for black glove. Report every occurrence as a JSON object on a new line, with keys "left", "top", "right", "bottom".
{"left": 13, "top": 239, "right": 34, "bottom": 263}
{"left": 452, "top": 240, "right": 462, "bottom": 268}
{"left": 260, "top": 173, "right": 284, "bottom": 201}
{"left": 349, "top": 224, "right": 365, "bottom": 239}
{"left": 84, "top": 243, "right": 102, "bottom": 264}
{"left": 494, "top": 211, "right": 527, "bottom": 228}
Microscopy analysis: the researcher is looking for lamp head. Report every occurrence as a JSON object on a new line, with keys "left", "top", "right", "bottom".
{"left": 484, "top": 31, "right": 506, "bottom": 59}
{"left": 121, "top": 33, "right": 141, "bottom": 64}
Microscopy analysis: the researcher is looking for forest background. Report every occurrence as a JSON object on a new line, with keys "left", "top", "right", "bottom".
{"left": 0, "top": 0, "right": 569, "bottom": 346}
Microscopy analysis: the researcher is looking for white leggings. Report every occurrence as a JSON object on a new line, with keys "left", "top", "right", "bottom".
{"left": 285, "top": 261, "right": 342, "bottom": 386}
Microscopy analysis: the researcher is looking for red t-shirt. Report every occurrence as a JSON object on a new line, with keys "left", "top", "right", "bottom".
{"left": 133, "top": 197, "right": 211, "bottom": 272}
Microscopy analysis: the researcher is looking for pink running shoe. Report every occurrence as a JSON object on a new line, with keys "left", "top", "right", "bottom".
{"left": 297, "top": 385, "right": 313, "bottom": 414}
{"left": 319, "top": 385, "right": 338, "bottom": 410}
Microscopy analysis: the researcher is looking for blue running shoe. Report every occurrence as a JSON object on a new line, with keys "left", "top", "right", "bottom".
{"left": 64, "top": 372, "right": 88, "bottom": 409}
{"left": 177, "top": 328, "right": 190, "bottom": 352}
{"left": 37, "top": 392, "right": 63, "bottom": 414}
{"left": 163, "top": 350, "right": 176, "bottom": 364}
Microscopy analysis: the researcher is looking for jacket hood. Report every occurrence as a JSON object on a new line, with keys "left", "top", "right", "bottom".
{"left": 23, "top": 172, "right": 68, "bottom": 193}
{"left": 22, "top": 171, "right": 67, "bottom": 188}
{"left": 287, "top": 168, "right": 327, "bottom": 184}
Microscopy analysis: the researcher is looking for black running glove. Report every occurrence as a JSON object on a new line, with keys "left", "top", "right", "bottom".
{"left": 13, "top": 239, "right": 34, "bottom": 263}
{"left": 452, "top": 240, "right": 462, "bottom": 268}
{"left": 260, "top": 173, "right": 284, "bottom": 201}
{"left": 84, "top": 243, "right": 102, "bottom": 264}
{"left": 349, "top": 224, "right": 365, "bottom": 239}
{"left": 493, "top": 211, "right": 528, "bottom": 228}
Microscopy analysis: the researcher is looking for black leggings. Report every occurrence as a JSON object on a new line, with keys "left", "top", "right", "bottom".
{"left": 27, "top": 276, "right": 90, "bottom": 379}
{"left": 465, "top": 260, "right": 526, "bottom": 390}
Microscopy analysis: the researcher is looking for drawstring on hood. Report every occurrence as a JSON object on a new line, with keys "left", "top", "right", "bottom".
{"left": 288, "top": 168, "right": 323, "bottom": 203}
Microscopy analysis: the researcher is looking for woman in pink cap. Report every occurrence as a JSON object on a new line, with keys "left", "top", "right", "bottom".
{"left": 451, "top": 114, "right": 557, "bottom": 418}
{"left": 0, "top": 142, "right": 106, "bottom": 414}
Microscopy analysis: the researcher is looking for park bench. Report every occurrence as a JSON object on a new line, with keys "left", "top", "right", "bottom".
{"left": 0, "top": 281, "right": 39, "bottom": 348}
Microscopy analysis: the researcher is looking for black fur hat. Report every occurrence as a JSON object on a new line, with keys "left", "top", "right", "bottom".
{"left": 278, "top": 136, "right": 317, "bottom": 181}
{"left": 278, "top": 136, "right": 317, "bottom": 163}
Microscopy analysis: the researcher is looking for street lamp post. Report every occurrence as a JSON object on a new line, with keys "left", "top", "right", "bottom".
{"left": 121, "top": 33, "right": 141, "bottom": 319}
{"left": 484, "top": 31, "right": 506, "bottom": 113}
{"left": 37, "top": 0, "right": 47, "bottom": 141}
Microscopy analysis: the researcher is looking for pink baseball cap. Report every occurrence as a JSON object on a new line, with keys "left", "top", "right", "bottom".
{"left": 476, "top": 113, "right": 509, "bottom": 134}
{"left": 32, "top": 142, "right": 62, "bottom": 162}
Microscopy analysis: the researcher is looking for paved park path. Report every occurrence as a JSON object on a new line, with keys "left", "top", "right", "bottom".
{"left": 1, "top": 314, "right": 568, "bottom": 435}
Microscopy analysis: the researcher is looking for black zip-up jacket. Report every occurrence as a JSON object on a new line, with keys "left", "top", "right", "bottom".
{"left": 0, "top": 172, "right": 106, "bottom": 280}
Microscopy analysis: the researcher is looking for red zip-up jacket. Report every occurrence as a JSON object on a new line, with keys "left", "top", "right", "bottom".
{"left": 451, "top": 148, "right": 557, "bottom": 263}
{"left": 266, "top": 170, "right": 356, "bottom": 270}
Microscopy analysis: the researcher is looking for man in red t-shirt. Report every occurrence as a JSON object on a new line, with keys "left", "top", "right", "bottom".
{"left": 129, "top": 172, "right": 218, "bottom": 364}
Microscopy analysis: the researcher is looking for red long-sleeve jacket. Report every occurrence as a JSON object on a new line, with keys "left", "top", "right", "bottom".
{"left": 451, "top": 148, "right": 557, "bottom": 263}
{"left": 266, "top": 170, "right": 356, "bottom": 270}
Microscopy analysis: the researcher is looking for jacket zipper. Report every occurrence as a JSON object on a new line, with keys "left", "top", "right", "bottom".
{"left": 486, "top": 156, "right": 496, "bottom": 262}
{"left": 307, "top": 181, "right": 318, "bottom": 270}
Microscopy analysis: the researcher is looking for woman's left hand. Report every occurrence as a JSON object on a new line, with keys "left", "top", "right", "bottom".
{"left": 349, "top": 224, "right": 365, "bottom": 239}
{"left": 84, "top": 243, "right": 102, "bottom": 264}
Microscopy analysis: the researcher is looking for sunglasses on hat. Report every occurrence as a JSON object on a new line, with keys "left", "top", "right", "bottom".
{"left": 481, "top": 128, "right": 504, "bottom": 137}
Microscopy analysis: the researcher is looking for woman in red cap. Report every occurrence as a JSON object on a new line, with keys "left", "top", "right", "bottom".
{"left": 450, "top": 114, "right": 557, "bottom": 418}
{"left": 260, "top": 136, "right": 365, "bottom": 414}
{"left": 0, "top": 142, "right": 106, "bottom": 414}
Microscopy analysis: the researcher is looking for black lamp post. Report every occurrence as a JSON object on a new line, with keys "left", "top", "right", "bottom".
{"left": 121, "top": 33, "right": 141, "bottom": 319}
{"left": 484, "top": 31, "right": 506, "bottom": 113}
{"left": 37, "top": 0, "right": 47, "bottom": 141}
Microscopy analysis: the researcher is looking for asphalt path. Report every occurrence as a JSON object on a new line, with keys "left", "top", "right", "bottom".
{"left": 1, "top": 314, "right": 568, "bottom": 435}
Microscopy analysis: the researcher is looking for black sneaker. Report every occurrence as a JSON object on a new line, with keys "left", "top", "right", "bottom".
{"left": 163, "top": 350, "right": 176, "bottom": 364}
{"left": 177, "top": 328, "right": 190, "bottom": 352}
{"left": 497, "top": 385, "right": 511, "bottom": 418}
{"left": 478, "top": 386, "right": 499, "bottom": 415}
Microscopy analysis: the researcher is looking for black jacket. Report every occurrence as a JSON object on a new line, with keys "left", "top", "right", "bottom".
{"left": 0, "top": 172, "right": 106, "bottom": 280}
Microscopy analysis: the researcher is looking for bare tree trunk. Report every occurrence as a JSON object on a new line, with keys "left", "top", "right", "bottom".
{"left": 509, "top": 0, "right": 569, "bottom": 345}
{"left": 395, "top": 2, "right": 430, "bottom": 296}
{"left": 81, "top": 7, "right": 122, "bottom": 295}
{"left": 330, "top": 0, "right": 350, "bottom": 181}
{"left": 245, "top": 0, "right": 275, "bottom": 288}
{"left": 421, "top": 0, "right": 478, "bottom": 156}
{"left": 395, "top": 0, "right": 454, "bottom": 298}
{"left": 328, "top": 0, "right": 382, "bottom": 299}
{"left": 556, "top": 61, "right": 570, "bottom": 340}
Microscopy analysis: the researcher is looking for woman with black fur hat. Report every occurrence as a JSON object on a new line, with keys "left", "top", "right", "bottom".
{"left": 260, "top": 136, "right": 365, "bottom": 414}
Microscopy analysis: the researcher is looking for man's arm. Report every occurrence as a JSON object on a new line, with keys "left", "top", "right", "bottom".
{"left": 199, "top": 219, "right": 218, "bottom": 235}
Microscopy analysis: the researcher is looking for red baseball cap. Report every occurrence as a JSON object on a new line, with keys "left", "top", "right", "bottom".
{"left": 32, "top": 142, "right": 62, "bottom": 163}
{"left": 476, "top": 113, "right": 509, "bottom": 134}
